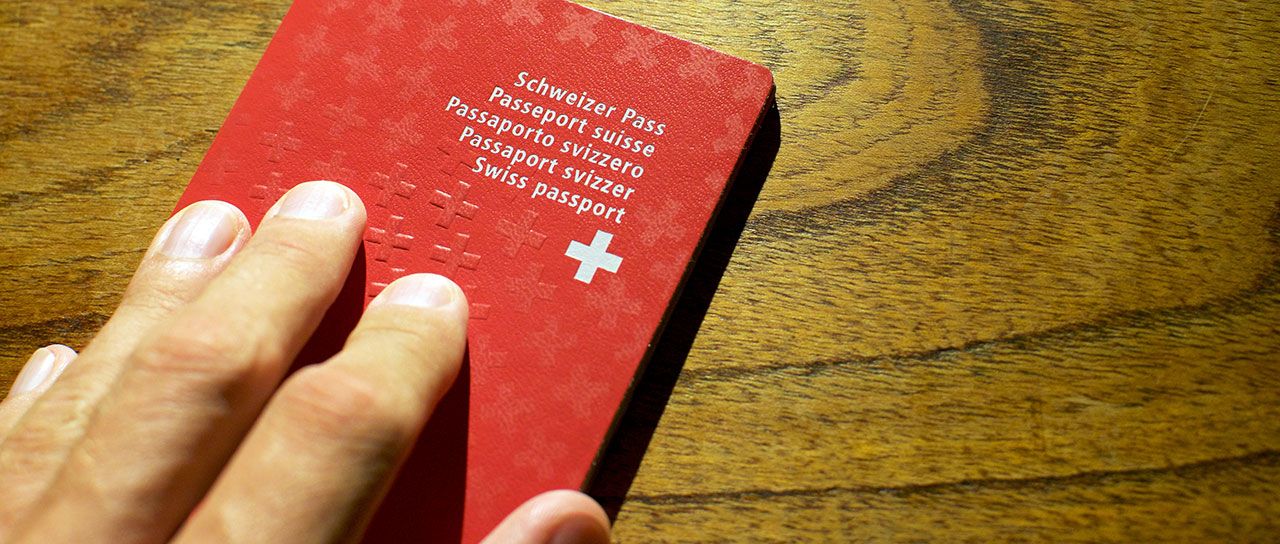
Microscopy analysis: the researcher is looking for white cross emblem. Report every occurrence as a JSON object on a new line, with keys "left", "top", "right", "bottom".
{"left": 565, "top": 230, "right": 622, "bottom": 284}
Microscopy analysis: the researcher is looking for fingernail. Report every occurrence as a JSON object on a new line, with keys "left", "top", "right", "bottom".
{"left": 10, "top": 348, "right": 56, "bottom": 396}
{"left": 275, "top": 181, "right": 349, "bottom": 220}
{"left": 159, "top": 202, "right": 241, "bottom": 259}
{"left": 372, "top": 274, "right": 456, "bottom": 308}
{"left": 46, "top": 344, "right": 75, "bottom": 378}
{"left": 549, "top": 515, "right": 611, "bottom": 544}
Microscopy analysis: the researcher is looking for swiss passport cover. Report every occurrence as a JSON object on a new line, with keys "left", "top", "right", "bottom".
{"left": 176, "top": 0, "right": 773, "bottom": 541}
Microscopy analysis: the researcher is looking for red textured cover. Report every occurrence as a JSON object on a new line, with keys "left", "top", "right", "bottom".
{"left": 175, "top": 0, "right": 773, "bottom": 541}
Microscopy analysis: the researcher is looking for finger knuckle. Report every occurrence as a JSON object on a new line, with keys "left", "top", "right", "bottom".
{"left": 349, "top": 324, "right": 434, "bottom": 363}
{"left": 1, "top": 405, "right": 84, "bottom": 459}
{"left": 252, "top": 236, "right": 331, "bottom": 274}
{"left": 118, "top": 272, "right": 192, "bottom": 317}
{"left": 131, "top": 315, "right": 275, "bottom": 393}
{"left": 349, "top": 320, "right": 465, "bottom": 376}
{"left": 276, "top": 366, "right": 419, "bottom": 450}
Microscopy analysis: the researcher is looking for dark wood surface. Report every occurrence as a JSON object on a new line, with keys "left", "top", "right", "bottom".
{"left": 3, "top": 0, "right": 1278, "bottom": 541}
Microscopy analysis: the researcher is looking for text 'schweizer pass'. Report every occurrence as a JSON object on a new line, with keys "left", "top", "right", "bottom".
{"left": 176, "top": 0, "right": 773, "bottom": 541}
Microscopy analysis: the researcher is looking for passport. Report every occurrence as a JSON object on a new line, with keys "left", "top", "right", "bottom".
{"left": 175, "top": 0, "right": 774, "bottom": 541}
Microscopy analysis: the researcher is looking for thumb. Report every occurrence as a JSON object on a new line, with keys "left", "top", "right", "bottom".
{"left": 480, "top": 490, "right": 611, "bottom": 544}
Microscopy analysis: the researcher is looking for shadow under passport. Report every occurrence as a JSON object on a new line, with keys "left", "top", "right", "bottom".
{"left": 586, "top": 105, "right": 782, "bottom": 520}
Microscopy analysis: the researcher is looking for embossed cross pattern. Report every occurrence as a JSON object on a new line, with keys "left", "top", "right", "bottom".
{"left": 364, "top": 0, "right": 404, "bottom": 34}
{"left": 558, "top": 8, "right": 600, "bottom": 46}
{"left": 638, "top": 201, "right": 687, "bottom": 246}
{"left": 507, "top": 263, "right": 556, "bottom": 314}
{"left": 213, "top": 147, "right": 238, "bottom": 186}
{"left": 323, "top": 98, "right": 367, "bottom": 139}
{"left": 274, "top": 73, "right": 314, "bottom": 111}
{"left": 368, "top": 266, "right": 406, "bottom": 299}
{"left": 430, "top": 180, "right": 478, "bottom": 228}
{"left": 615, "top": 27, "right": 662, "bottom": 69}
{"left": 314, "top": 150, "right": 354, "bottom": 184}
{"left": 436, "top": 138, "right": 481, "bottom": 177}
{"left": 497, "top": 209, "right": 547, "bottom": 257}
{"left": 396, "top": 65, "right": 435, "bottom": 102}
{"left": 465, "top": 284, "right": 491, "bottom": 320}
{"left": 371, "top": 163, "right": 416, "bottom": 210}
{"left": 420, "top": 16, "right": 459, "bottom": 51}
{"left": 259, "top": 121, "right": 301, "bottom": 163}
{"left": 341, "top": 46, "right": 382, "bottom": 83}
{"left": 586, "top": 278, "right": 641, "bottom": 329}
{"left": 367, "top": 215, "right": 414, "bottom": 262}
{"left": 381, "top": 112, "right": 423, "bottom": 151}
{"left": 678, "top": 45, "right": 724, "bottom": 87}
{"left": 431, "top": 232, "right": 481, "bottom": 277}
{"left": 296, "top": 25, "right": 331, "bottom": 62}
{"left": 249, "top": 172, "right": 288, "bottom": 211}
{"left": 503, "top": 0, "right": 543, "bottom": 26}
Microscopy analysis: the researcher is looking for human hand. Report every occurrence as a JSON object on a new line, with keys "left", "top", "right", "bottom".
{"left": 0, "top": 181, "right": 610, "bottom": 544}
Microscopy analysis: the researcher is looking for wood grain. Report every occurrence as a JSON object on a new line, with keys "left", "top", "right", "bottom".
{"left": 2, "top": 0, "right": 1278, "bottom": 541}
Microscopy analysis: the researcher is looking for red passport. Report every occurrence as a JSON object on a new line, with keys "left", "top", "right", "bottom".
{"left": 176, "top": 0, "right": 773, "bottom": 541}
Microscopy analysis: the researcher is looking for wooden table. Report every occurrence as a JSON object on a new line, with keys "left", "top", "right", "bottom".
{"left": 3, "top": 0, "right": 1278, "bottom": 541}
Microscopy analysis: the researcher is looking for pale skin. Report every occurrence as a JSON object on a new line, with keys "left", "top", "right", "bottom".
{"left": 0, "top": 180, "right": 611, "bottom": 544}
